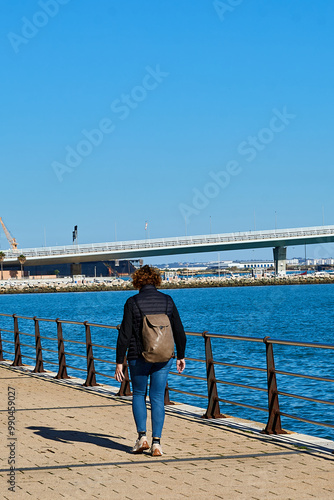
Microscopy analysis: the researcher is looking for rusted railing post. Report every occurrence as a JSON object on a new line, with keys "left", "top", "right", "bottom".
{"left": 12, "top": 314, "right": 23, "bottom": 367}
{"left": 115, "top": 324, "right": 131, "bottom": 396}
{"left": 0, "top": 329, "right": 3, "bottom": 361}
{"left": 262, "top": 336, "right": 286, "bottom": 434}
{"left": 164, "top": 382, "right": 174, "bottom": 405}
{"left": 55, "top": 319, "right": 69, "bottom": 379}
{"left": 83, "top": 321, "right": 98, "bottom": 386}
{"left": 117, "top": 355, "right": 132, "bottom": 396}
{"left": 202, "top": 331, "right": 225, "bottom": 419}
{"left": 33, "top": 317, "right": 45, "bottom": 373}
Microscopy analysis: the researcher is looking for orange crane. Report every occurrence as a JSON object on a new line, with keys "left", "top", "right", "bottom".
{"left": 102, "top": 262, "right": 119, "bottom": 277}
{"left": 0, "top": 217, "right": 18, "bottom": 250}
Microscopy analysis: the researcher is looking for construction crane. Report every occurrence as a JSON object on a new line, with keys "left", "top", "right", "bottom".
{"left": 102, "top": 262, "right": 118, "bottom": 277}
{"left": 0, "top": 217, "right": 18, "bottom": 250}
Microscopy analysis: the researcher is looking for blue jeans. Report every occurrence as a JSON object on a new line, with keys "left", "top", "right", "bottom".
{"left": 128, "top": 357, "right": 173, "bottom": 438}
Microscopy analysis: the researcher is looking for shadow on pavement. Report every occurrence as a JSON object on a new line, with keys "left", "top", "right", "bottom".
{"left": 27, "top": 425, "right": 130, "bottom": 452}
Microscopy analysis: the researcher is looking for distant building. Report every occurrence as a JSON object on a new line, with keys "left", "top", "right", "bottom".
{"left": 1, "top": 259, "right": 141, "bottom": 279}
{"left": 235, "top": 261, "right": 273, "bottom": 269}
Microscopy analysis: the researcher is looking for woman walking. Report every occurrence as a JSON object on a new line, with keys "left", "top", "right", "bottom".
{"left": 115, "top": 265, "right": 186, "bottom": 456}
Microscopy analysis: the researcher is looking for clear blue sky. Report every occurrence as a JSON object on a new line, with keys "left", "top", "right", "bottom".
{"left": 1, "top": 0, "right": 334, "bottom": 262}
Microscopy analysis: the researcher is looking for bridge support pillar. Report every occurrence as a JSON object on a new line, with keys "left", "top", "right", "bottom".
{"left": 273, "top": 246, "right": 287, "bottom": 275}
{"left": 71, "top": 263, "right": 82, "bottom": 276}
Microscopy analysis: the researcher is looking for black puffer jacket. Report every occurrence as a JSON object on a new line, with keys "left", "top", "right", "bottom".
{"left": 116, "top": 284, "right": 186, "bottom": 363}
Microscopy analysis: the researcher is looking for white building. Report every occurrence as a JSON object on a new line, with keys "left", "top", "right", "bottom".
{"left": 236, "top": 261, "right": 273, "bottom": 269}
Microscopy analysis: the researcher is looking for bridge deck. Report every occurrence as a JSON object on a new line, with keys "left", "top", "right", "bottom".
{"left": 3, "top": 225, "right": 334, "bottom": 265}
{"left": 1, "top": 363, "right": 333, "bottom": 499}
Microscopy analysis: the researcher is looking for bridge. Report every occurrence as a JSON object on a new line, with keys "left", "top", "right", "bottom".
{"left": 2, "top": 225, "right": 334, "bottom": 274}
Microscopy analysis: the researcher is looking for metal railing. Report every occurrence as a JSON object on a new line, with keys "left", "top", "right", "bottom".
{"left": 3, "top": 225, "right": 334, "bottom": 259}
{"left": 0, "top": 312, "right": 333, "bottom": 441}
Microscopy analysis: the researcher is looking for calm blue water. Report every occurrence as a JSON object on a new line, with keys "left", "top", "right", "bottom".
{"left": 1, "top": 284, "right": 333, "bottom": 440}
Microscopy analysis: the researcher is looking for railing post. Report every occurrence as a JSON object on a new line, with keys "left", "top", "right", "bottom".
{"left": 202, "top": 331, "right": 225, "bottom": 419}
{"left": 32, "top": 317, "right": 45, "bottom": 373}
{"left": 117, "top": 355, "right": 132, "bottom": 396}
{"left": 164, "top": 382, "right": 175, "bottom": 405}
{"left": 12, "top": 314, "right": 23, "bottom": 367}
{"left": 262, "top": 336, "right": 286, "bottom": 434}
{"left": 83, "top": 321, "right": 98, "bottom": 387}
{"left": 0, "top": 329, "right": 3, "bottom": 361}
{"left": 55, "top": 319, "right": 69, "bottom": 379}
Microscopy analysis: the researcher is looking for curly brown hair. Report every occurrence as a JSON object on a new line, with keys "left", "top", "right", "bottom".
{"left": 132, "top": 265, "right": 162, "bottom": 289}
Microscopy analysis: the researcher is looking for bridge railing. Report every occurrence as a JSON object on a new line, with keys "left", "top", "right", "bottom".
{"left": 0, "top": 312, "right": 333, "bottom": 443}
{"left": 3, "top": 225, "right": 334, "bottom": 259}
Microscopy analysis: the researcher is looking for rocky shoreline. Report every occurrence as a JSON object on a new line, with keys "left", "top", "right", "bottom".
{"left": 1, "top": 274, "right": 334, "bottom": 294}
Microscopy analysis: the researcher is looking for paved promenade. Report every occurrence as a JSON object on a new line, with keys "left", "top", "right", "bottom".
{"left": 1, "top": 363, "right": 333, "bottom": 499}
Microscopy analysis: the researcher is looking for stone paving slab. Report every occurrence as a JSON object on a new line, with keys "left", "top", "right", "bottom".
{"left": 0, "top": 363, "right": 333, "bottom": 500}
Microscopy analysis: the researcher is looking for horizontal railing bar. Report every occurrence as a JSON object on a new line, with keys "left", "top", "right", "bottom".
{"left": 218, "top": 397, "right": 268, "bottom": 413}
{"left": 94, "top": 371, "right": 115, "bottom": 379}
{"left": 184, "top": 331, "right": 203, "bottom": 337}
{"left": 33, "top": 317, "right": 56, "bottom": 323}
{"left": 56, "top": 320, "right": 86, "bottom": 325}
{"left": 41, "top": 359, "right": 58, "bottom": 367}
{"left": 169, "top": 371, "right": 207, "bottom": 381}
{"left": 63, "top": 339, "right": 86, "bottom": 346}
{"left": 278, "top": 391, "right": 334, "bottom": 406}
{"left": 206, "top": 332, "right": 334, "bottom": 350}
{"left": 64, "top": 352, "right": 86, "bottom": 359}
{"left": 65, "top": 364, "right": 87, "bottom": 373}
{"left": 18, "top": 331, "right": 35, "bottom": 338}
{"left": 0, "top": 339, "right": 14, "bottom": 344}
{"left": 0, "top": 329, "right": 14, "bottom": 333}
{"left": 276, "top": 369, "right": 334, "bottom": 383}
{"left": 91, "top": 343, "right": 115, "bottom": 351}
{"left": 92, "top": 357, "right": 114, "bottom": 364}
{"left": 12, "top": 315, "right": 36, "bottom": 320}
{"left": 42, "top": 347, "right": 59, "bottom": 354}
{"left": 20, "top": 343, "right": 36, "bottom": 349}
{"left": 266, "top": 339, "right": 334, "bottom": 350}
{"left": 184, "top": 357, "right": 205, "bottom": 363}
{"left": 20, "top": 316, "right": 85, "bottom": 325}
{"left": 39, "top": 335, "right": 57, "bottom": 342}
{"left": 86, "top": 323, "right": 117, "bottom": 329}
{"left": 216, "top": 379, "right": 267, "bottom": 392}
{"left": 2, "top": 350, "right": 14, "bottom": 355}
{"left": 21, "top": 354, "right": 36, "bottom": 361}
{"left": 279, "top": 411, "right": 334, "bottom": 429}
{"left": 213, "top": 360, "right": 266, "bottom": 372}
{"left": 168, "top": 387, "right": 208, "bottom": 399}
{"left": 206, "top": 332, "right": 264, "bottom": 343}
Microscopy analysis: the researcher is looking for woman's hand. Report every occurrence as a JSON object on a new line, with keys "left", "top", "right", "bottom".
{"left": 114, "top": 363, "right": 125, "bottom": 382}
{"left": 176, "top": 358, "right": 186, "bottom": 373}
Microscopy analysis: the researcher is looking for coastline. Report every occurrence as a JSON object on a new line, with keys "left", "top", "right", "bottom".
{"left": 1, "top": 274, "right": 334, "bottom": 294}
